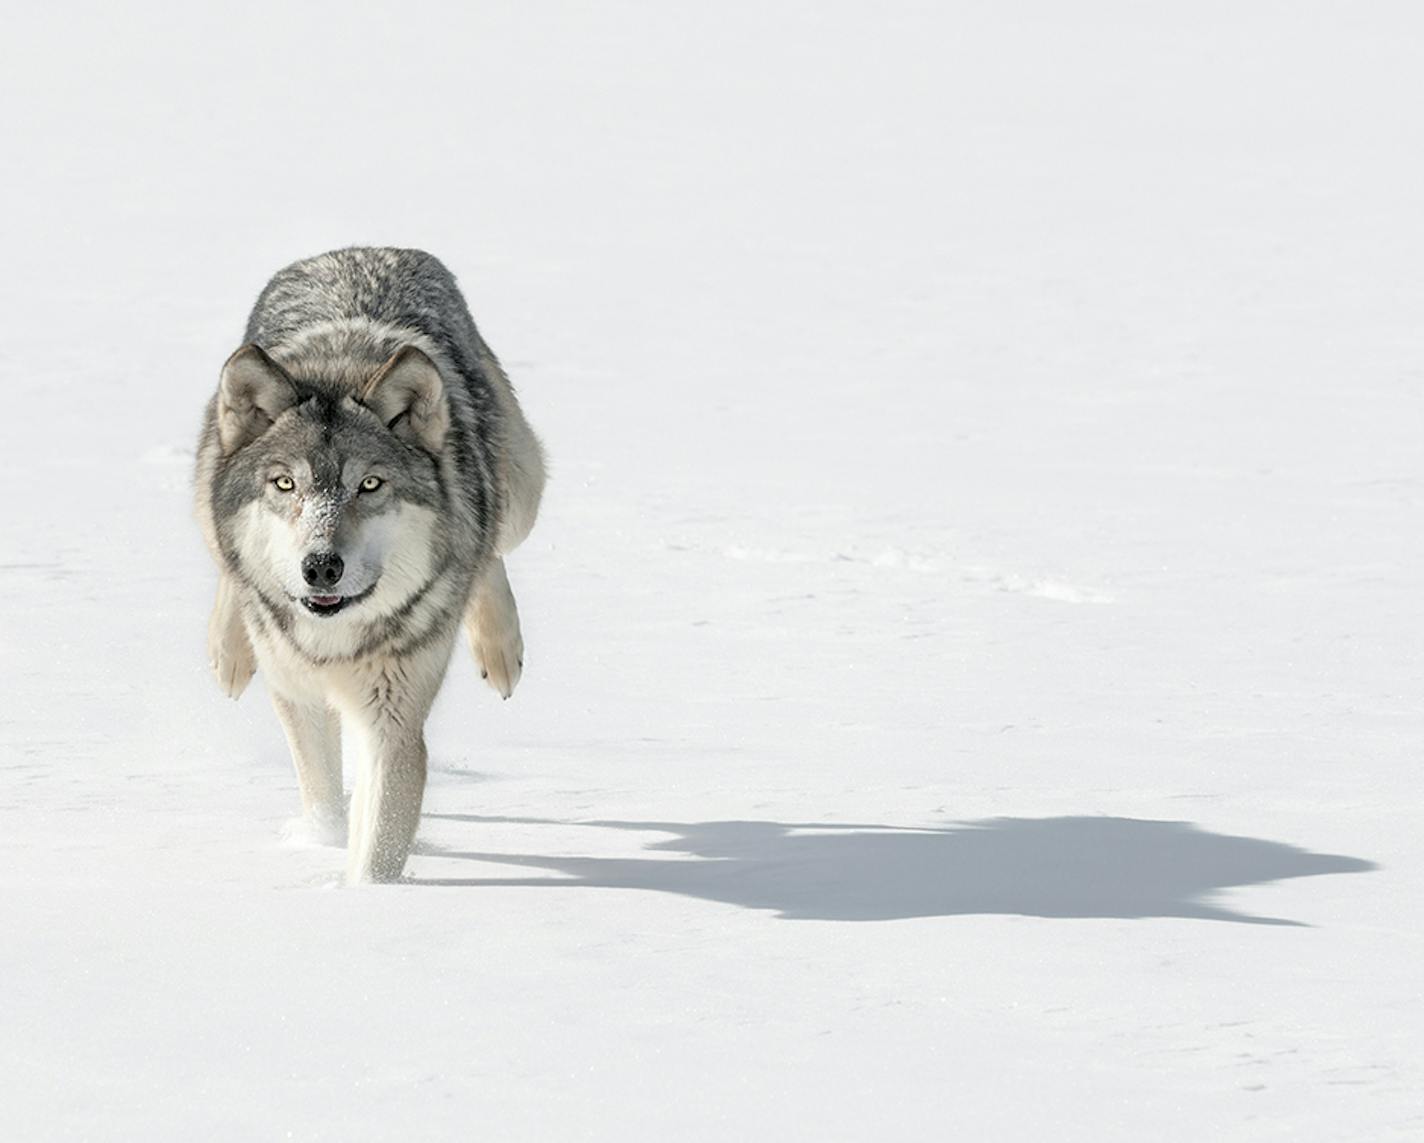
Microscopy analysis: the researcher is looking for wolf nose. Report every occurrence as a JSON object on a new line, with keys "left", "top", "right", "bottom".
{"left": 301, "top": 551, "right": 344, "bottom": 589}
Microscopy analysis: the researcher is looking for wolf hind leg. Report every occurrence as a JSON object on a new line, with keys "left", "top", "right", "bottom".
{"left": 208, "top": 573, "right": 256, "bottom": 699}
{"left": 271, "top": 693, "right": 344, "bottom": 843}
{"left": 465, "top": 557, "right": 523, "bottom": 699}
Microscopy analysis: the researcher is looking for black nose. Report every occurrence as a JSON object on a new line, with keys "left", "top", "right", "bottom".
{"left": 301, "top": 551, "right": 344, "bottom": 589}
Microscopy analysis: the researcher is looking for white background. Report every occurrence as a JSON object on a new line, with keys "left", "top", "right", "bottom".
{"left": 2, "top": 2, "right": 1421, "bottom": 1139}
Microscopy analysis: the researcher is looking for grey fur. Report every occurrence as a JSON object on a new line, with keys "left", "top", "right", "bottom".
{"left": 195, "top": 247, "right": 546, "bottom": 882}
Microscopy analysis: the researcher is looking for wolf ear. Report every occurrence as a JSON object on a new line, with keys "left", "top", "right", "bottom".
{"left": 362, "top": 346, "right": 449, "bottom": 452}
{"left": 217, "top": 345, "right": 299, "bottom": 454}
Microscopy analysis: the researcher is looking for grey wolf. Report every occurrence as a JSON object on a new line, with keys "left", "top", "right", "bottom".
{"left": 194, "top": 247, "right": 545, "bottom": 883}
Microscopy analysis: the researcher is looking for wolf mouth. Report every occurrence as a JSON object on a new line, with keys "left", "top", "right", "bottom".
{"left": 298, "top": 583, "right": 376, "bottom": 617}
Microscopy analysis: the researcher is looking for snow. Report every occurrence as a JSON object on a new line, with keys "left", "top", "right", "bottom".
{"left": 3, "top": 2, "right": 1423, "bottom": 1138}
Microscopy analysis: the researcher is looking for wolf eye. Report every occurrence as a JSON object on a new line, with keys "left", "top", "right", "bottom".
{"left": 273, "top": 475, "right": 295, "bottom": 492}
{"left": 359, "top": 475, "right": 384, "bottom": 493}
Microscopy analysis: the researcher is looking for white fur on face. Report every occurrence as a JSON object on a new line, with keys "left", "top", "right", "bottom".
{"left": 355, "top": 503, "right": 439, "bottom": 614}
{"left": 233, "top": 500, "right": 308, "bottom": 601}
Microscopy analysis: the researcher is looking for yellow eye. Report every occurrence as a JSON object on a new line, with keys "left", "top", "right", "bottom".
{"left": 360, "top": 475, "right": 384, "bottom": 493}
{"left": 273, "top": 475, "right": 295, "bottom": 492}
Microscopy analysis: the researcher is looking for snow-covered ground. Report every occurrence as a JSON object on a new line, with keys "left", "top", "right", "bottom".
{"left": 3, "top": 2, "right": 1422, "bottom": 1138}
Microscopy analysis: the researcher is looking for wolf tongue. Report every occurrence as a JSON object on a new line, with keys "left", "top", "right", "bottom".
{"left": 309, "top": 594, "right": 341, "bottom": 605}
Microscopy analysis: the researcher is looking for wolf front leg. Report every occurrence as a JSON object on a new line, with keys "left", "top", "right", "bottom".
{"left": 270, "top": 693, "right": 344, "bottom": 842}
{"left": 346, "top": 726, "right": 427, "bottom": 883}
{"left": 340, "top": 639, "right": 453, "bottom": 884}
{"left": 208, "top": 573, "right": 256, "bottom": 698}
{"left": 465, "top": 557, "right": 524, "bottom": 699}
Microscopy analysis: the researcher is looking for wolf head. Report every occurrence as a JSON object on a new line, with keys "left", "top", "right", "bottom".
{"left": 210, "top": 344, "right": 451, "bottom": 621}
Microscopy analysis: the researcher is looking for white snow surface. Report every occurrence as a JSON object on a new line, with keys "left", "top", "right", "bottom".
{"left": 3, "top": 3, "right": 1422, "bottom": 1139}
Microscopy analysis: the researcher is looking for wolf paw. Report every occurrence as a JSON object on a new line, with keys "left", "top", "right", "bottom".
{"left": 209, "top": 637, "right": 256, "bottom": 699}
{"left": 472, "top": 617, "right": 523, "bottom": 700}
{"left": 465, "top": 559, "right": 525, "bottom": 700}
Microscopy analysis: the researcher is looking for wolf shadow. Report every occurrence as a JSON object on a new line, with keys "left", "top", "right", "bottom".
{"left": 413, "top": 813, "right": 1375, "bottom": 925}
